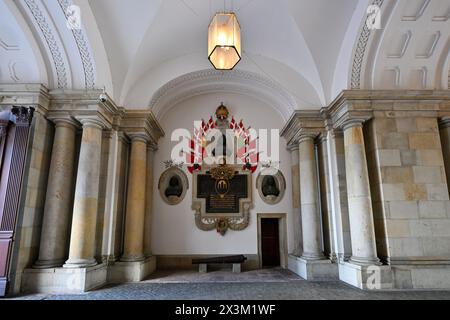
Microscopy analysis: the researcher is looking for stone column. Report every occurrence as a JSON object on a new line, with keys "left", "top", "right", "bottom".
{"left": 34, "top": 118, "right": 78, "bottom": 268}
{"left": 317, "top": 133, "right": 336, "bottom": 261}
{"left": 121, "top": 135, "right": 148, "bottom": 262}
{"left": 101, "top": 130, "right": 120, "bottom": 263}
{"left": 289, "top": 144, "right": 302, "bottom": 256}
{"left": 64, "top": 118, "right": 104, "bottom": 268}
{"left": 299, "top": 134, "right": 325, "bottom": 260}
{"left": 440, "top": 117, "right": 450, "bottom": 197}
{"left": 144, "top": 146, "right": 155, "bottom": 257}
{"left": 328, "top": 130, "right": 352, "bottom": 262}
{"left": 343, "top": 120, "right": 379, "bottom": 265}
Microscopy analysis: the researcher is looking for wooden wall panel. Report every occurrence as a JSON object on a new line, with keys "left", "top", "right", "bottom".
{"left": 0, "top": 106, "right": 34, "bottom": 297}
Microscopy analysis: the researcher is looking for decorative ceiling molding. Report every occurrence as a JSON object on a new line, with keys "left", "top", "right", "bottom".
{"left": 8, "top": 61, "right": 20, "bottom": 82}
{"left": 150, "top": 69, "right": 297, "bottom": 122}
{"left": 385, "top": 66, "right": 401, "bottom": 87}
{"left": 23, "top": 0, "right": 68, "bottom": 88}
{"left": 401, "top": 0, "right": 431, "bottom": 21}
{"left": 0, "top": 38, "right": 20, "bottom": 51}
{"left": 350, "top": 0, "right": 384, "bottom": 89}
{"left": 387, "top": 30, "right": 412, "bottom": 59}
{"left": 432, "top": 12, "right": 450, "bottom": 22}
{"left": 57, "top": 0, "right": 95, "bottom": 89}
{"left": 416, "top": 31, "right": 440, "bottom": 59}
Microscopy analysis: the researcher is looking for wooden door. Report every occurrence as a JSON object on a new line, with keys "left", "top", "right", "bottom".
{"left": 261, "top": 218, "right": 280, "bottom": 267}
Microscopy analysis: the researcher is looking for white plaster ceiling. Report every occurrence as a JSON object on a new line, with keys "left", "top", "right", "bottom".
{"left": 1, "top": 0, "right": 449, "bottom": 118}
{"left": 364, "top": 0, "right": 450, "bottom": 90}
{"left": 89, "top": 0, "right": 363, "bottom": 110}
{"left": 0, "top": 0, "right": 45, "bottom": 86}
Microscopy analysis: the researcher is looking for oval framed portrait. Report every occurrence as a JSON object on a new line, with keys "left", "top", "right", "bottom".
{"left": 256, "top": 168, "right": 286, "bottom": 205}
{"left": 158, "top": 166, "right": 189, "bottom": 205}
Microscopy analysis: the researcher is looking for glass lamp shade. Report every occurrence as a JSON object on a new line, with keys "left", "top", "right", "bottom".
{"left": 208, "top": 12, "right": 241, "bottom": 70}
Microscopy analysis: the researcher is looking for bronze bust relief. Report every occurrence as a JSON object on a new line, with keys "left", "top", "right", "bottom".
{"left": 256, "top": 169, "right": 286, "bottom": 205}
{"left": 159, "top": 166, "right": 189, "bottom": 205}
{"left": 165, "top": 176, "right": 183, "bottom": 198}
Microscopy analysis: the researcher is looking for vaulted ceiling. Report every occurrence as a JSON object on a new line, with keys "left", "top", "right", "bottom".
{"left": 1, "top": 0, "right": 449, "bottom": 120}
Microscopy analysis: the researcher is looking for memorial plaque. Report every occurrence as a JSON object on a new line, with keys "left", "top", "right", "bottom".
{"left": 197, "top": 174, "right": 248, "bottom": 213}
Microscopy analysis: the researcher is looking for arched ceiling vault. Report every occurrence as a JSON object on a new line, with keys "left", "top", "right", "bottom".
{"left": 1, "top": 0, "right": 449, "bottom": 117}
{"left": 361, "top": 0, "right": 450, "bottom": 90}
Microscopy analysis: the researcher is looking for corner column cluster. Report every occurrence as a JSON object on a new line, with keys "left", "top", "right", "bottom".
{"left": 24, "top": 97, "right": 163, "bottom": 293}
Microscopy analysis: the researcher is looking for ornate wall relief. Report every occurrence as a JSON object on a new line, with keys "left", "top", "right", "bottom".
{"left": 188, "top": 104, "right": 257, "bottom": 235}
{"left": 158, "top": 165, "right": 188, "bottom": 205}
{"left": 256, "top": 168, "right": 286, "bottom": 205}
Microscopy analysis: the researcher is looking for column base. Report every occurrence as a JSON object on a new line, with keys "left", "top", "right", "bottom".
{"left": 288, "top": 255, "right": 338, "bottom": 281}
{"left": 108, "top": 256, "right": 156, "bottom": 283}
{"left": 349, "top": 255, "right": 382, "bottom": 266}
{"left": 301, "top": 252, "right": 326, "bottom": 261}
{"left": 338, "top": 261, "right": 393, "bottom": 290}
{"left": 33, "top": 259, "right": 65, "bottom": 269}
{"left": 120, "top": 254, "right": 145, "bottom": 263}
{"left": 21, "top": 263, "right": 107, "bottom": 294}
{"left": 199, "top": 264, "right": 207, "bottom": 273}
{"left": 63, "top": 258, "right": 98, "bottom": 269}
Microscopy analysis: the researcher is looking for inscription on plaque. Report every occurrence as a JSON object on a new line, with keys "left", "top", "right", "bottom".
{"left": 210, "top": 194, "right": 235, "bottom": 209}
{"left": 197, "top": 174, "right": 247, "bottom": 213}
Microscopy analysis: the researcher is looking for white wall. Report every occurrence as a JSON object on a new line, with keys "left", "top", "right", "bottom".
{"left": 151, "top": 92, "right": 293, "bottom": 255}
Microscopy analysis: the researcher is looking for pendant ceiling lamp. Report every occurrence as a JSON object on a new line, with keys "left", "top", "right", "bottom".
{"left": 208, "top": 12, "right": 241, "bottom": 70}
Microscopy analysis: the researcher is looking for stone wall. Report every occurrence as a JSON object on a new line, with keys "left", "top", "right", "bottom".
{"left": 367, "top": 115, "right": 450, "bottom": 263}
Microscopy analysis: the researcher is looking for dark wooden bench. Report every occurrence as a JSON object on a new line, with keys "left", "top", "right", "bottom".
{"left": 192, "top": 255, "right": 247, "bottom": 273}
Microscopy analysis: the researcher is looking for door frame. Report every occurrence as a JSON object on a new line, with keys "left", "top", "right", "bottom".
{"left": 257, "top": 213, "right": 288, "bottom": 269}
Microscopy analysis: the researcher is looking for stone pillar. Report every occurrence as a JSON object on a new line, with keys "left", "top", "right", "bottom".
{"left": 328, "top": 130, "right": 352, "bottom": 262}
{"left": 34, "top": 118, "right": 78, "bottom": 268}
{"left": 299, "top": 135, "right": 325, "bottom": 260}
{"left": 317, "top": 133, "right": 336, "bottom": 261}
{"left": 64, "top": 118, "right": 104, "bottom": 268}
{"left": 101, "top": 130, "right": 120, "bottom": 263}
{"left": 121, "top": 136, "right": 148, "bottom": 262}
{"left": 144, "top": 146, "right": 155, "bottom": 257}
{"left": 440, "top": 117, "right": 450, "bottom": 197}
{"left": 343, "top": 120, "right": 379, "bottom": 265}
{"left": 289, "top": 145, "right": 302, "bottom": 256}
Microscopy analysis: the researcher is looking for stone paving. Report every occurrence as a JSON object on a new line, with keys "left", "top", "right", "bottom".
{"left": 7, "top": 268, "right": 450, "bottom": 300}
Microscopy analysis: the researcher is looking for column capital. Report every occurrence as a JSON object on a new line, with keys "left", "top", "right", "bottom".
{"left": 129, "top": 133, "right": 150, "bottom": 144}
{"left": 118, "top": 131, "right": 130, "bottom": 144}
{"left": 440, "top": 117, "right": 450, "bottom": 129}
{"left": 341, "top": 118, "right": 367, "bottom": 131}
{"left": 78, "top": 116, "right": 107, "bottom": 130}
{"left": 298, "top": 132, "right": 318, "bottom": 144}
{"left": 287, "top": 143, "right": 299, "bottom": 152}
{"left": 317, "top": 132, "right": 328, "bottom": 144}
{"left": 147, "top": 143, "right": 158, "bottom": 151}
{"left": 49, "top": 116, "right": 79, "bottom": 130}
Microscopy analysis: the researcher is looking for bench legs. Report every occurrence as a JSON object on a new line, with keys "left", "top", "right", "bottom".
{"left": 199, "top": 264, "right": 207, "bottom": 273}
{"left": 198, "top": 263, "right": 242, "bottom": 273}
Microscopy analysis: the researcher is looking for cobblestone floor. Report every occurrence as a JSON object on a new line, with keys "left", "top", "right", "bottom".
{"left": 8, "top": 268, "right": 450, "bottom": 300}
